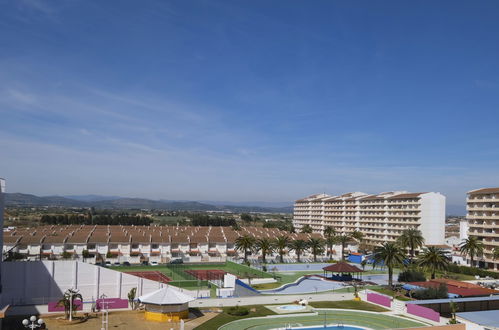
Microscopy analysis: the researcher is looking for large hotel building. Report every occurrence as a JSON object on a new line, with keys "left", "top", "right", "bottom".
{"left": 466, "top": 187, "right": 499, "bottom": 270}
{"left": 293, "top": 191, "right": 446, "bottom": 247}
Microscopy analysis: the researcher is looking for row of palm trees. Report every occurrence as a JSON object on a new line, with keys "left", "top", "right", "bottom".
{"left": 234, "top": 235, "right": 328, "bottom": 263}
{"left": 234, "top": 227, "right": 365, "bottom": 264}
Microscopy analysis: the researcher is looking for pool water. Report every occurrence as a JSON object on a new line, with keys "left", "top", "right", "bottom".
{"left": 277, "top": 305, "right": 306, "bottom": 311}
{"left": 298, "top": 326, "right": 365, "bottom": 330}
{"left": 262, "top": 277, "right": 345, "bottom": 294}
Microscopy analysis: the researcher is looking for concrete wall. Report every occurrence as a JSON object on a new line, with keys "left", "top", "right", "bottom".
{"left": 1, "top": 261, "right": 173, "bottom": 306}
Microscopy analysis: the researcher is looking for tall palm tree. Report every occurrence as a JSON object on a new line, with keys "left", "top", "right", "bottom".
{"left": 324, "top": 226, "right": 336, "bottom": 238}
{"left": 417, "top": 247, "right": 450, "bottom": 279}
{"left": 325, "top": 236, "right": 337, "bottom": 258}
{"left": 274, "top": 236, "right": 290, "bottom": 263}
{"left": 373, "top": 242, "right": 406, "bottom": 287}
{"left": 336, "top": 235, "right": 351, "bottom": 260}
{"left": 288, "top": 239, "right": 308, "bottom": 262}
{"left": 351, "top": 230, "right": 364, "bottom": 253}
{"left": 459, "top": 236, "right": 484, "bottom": 267}
{"left": 308, "top": 237, "right": 325, "bottom": 262}
{"left": 256, "top": 237, "right": 274, "bottom": 264}
{"left": 397, "top": 228, "right": 425, "bottom": 260}
{"left": 492, "top": 247, "right": 499, "bottom": 261}
{"left": 235, "top": 235, "right": 256, "bottom": 263}
{"left": 301, "top": 224, "right": 313, "bottom": 234}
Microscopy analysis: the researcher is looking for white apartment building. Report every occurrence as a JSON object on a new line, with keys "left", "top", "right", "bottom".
{"left": 294, "top": 191, "right": 446, "bottom": 247}
{"left": 466, "top": 187, "right": 499, "bottom": 270}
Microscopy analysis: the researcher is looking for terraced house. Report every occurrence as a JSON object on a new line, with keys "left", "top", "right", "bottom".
{"left": 466, "top": 187, "right": 499, "bottom": 270}
{"left": 294, "top": 191, "right": 446, "bottom": 247}
{"left": 3, "top": 225, "right": 322, "bottom": 263}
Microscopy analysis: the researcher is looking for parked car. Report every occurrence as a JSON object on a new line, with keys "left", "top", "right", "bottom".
{"left": 150, "top": 261, "right": 159, "bottom": 266}
{"left": 141, "top": 261, "right": 149, "bottom": 266}
{"left": 122, "top": 261, "right": 131, "bottom": 266}
{"left": 113, "top": 262, "right": 120, "bottom": 266}
{"left": 169, "top": 259, "right": 183, "bottom": 264}
{"left": 105, "top": 261, "right": 111, "bottom": 266}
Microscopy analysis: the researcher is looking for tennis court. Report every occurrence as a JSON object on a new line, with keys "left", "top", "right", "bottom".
{"left": 185, "top": 269, "right": 227, "bottom": 280}
{"left": 219, "top": 309, "right": 427, "bottom": 330}
{"left": 125, "top": 271, "right": 171, "bottom": 284}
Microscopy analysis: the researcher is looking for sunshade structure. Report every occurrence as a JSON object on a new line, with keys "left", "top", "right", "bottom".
{"left": 322, "top": 261, "right": 364, "bottom": 281}
{"left": 138, "top": 287, "right": 195, "bottom": 322}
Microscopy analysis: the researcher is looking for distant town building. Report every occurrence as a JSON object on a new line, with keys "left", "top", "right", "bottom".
{"left": 466, "top": 187, "right": 499, "bottom": 270}
{"left": 293, "top": 191, "right": 446, "bottom": 246}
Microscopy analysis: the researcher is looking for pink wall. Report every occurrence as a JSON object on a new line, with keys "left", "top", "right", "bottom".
{"left": 96, "top": 298, "right": 129, "bottom": 310}
{"left": 367, "top": 292, "right": 392, "bottom": 307}
{"left": 407, "top": 303, "right": 440, "bottom": 322}
{"left": 48, "top": 300, "right": 83, "bottom": 312}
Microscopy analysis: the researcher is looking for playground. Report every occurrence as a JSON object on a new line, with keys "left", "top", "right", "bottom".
{"left": 218, "top": 309, "right": 427, "bottom": 330}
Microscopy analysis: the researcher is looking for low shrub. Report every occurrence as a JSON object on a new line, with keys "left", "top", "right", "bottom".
{"left": 398, "top": 270, "right": 426, "bottom": 282}
{"left": 227, "top": 306, "right": 249, "bottom": 316}
{"left": 447, "top": 264, "right": 499, "bottom": 279}
{"left": 411, "top": 283, "right": 448, "bottom": 300}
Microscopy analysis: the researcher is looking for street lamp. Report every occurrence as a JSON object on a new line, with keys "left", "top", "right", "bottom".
{"left": 22, "top": 315, "right": 44, "bottom": 329}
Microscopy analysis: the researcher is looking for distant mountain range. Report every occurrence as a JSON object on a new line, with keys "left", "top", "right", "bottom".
{"left": 4, "top": 193, "right": 293, "bottom": 214}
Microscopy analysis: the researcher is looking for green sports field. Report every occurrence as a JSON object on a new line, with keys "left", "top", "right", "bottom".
{"left": 218, "top": 310, "right": 427, "bottom": 330}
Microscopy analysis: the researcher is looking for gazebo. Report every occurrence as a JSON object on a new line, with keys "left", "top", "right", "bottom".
{"left": 322, "top": 261, "right": 364, "bottom": 281}
{"left": 138, "top": 286, "right": 195, "bottom": 322}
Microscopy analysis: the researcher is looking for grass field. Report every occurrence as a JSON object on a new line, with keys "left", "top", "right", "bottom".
{"left": 217, "top": 309, "right": 426, "bottom": 330}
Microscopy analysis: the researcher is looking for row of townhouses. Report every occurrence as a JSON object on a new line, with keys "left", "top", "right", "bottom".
{"left": 3, "top": 225, "right": 325, "bottom": 263}
{"left": 293, "top": 191, "right": 446, "bottom": 247}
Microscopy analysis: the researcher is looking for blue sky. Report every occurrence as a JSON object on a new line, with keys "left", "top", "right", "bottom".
{"left": 1, "top": 0, "right": 498, "bottom": 210}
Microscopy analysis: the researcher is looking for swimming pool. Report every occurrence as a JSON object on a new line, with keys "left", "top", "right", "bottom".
{"left": 277, "top": 305, "right": 306, "bottom": 311}
{"left": 266, "top": 263, "right": 332, "bottom": 272}
{"left": 261, "top": 276, "right": 345, "bottom": 294}
{"left": 294, "top": 326, "right": 366, "bottom": 330}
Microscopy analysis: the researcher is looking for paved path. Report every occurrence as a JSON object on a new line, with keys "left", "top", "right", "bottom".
{"left": 190, "top": 292, "right": 354, "bottom": 307}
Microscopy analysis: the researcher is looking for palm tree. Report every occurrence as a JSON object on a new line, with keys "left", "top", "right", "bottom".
{"left": 274, "top": 236, "right": 290, "bottom": 263}
{"left": 57, "top": 289, "right": 82, "bottom": 320}
{"left": 373, "top": 242, "right": 406, "bottom": 287}
{"left": 417, "top": 246, "right": 450, "bottom": 279}
{"left": 308, "top": 237, "right": 325, "bottom": 262}
{"left": 288, "top": 239, "right": 308, "bottom": 262}
{"left": 459, "top": 236, "right": 484, "bottom": 267}
{"left": 351, "top": 230, "right": 364, "bottom": 253}
{"left": 235, "top": 235, "right": 256, "bottom": 263}
{"left": 492, "top": 247, "right": 499, "bottom": 261}
{"left": 301, "top": 224, "right": 313, "bottom": 234}
{"left": 325, "top": 236, "right": 337, "bottom": 259}
{"left": 256, "top": 237, "right": 274, "bottom": 264}
{"left": 397, "top": 228, "right": 425, "bottom": 260}
{"left": 336, "top": 235, "right": 351, "bottom": 260}
{"left": 324, "top": 226, "right": 336, "bottom": 238}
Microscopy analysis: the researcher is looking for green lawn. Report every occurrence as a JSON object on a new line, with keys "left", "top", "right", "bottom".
{"left": 194, "top": 305, "right": 275, "bottom": 330}
{"left": 217, "top": 309, "right": 426, "bottom": 330}
{"left": 367, "top": 286, "right": 412, "bottom": 301}
{"left": 309, "top": 300, "right": 389, "bottom": 312}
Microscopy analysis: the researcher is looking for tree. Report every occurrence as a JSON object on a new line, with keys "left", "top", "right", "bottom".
{"left": 397, "top": 229, "right": 425, "bottom": 260}
{"left": 493, "top": 247, "right": 499, "bottom": 261}
{"left": 336, "top": 235, "right": 351, "bottom": 261}
{"left": 235, "top": 235, "right": 256, "bottom": 263}
{"left": 128, "top": 287, "right": 137, "bottom": 309}
{"left": 240, "top": 213, "right": 253, "bottom": 223}
{"left": 274, "top": 236, "right": 290, "bottom": 263}
{"left": 417, "top": 247, "right": 450, "bottom": 279}
{"left": 256, "top": 238, "right": 274, "bottom": 264}
{"left": 57, "top": 289, "right": 82, "bottom": 320}
{"left": 81, "top": 249, "right": 91, "bottom": 262}
{"left": 325, "top": 236, "right": 337, "bottom": 259}
{"left": 324, "top": 226, "right": 336, "bottom": 238}
{"left": 288, "top": 239, "right": 308, "bottom": 262}
{"left": 301, "top": 224, "right": 313, "bottom": 234}
{"left": 61, "top": 251, "right": 72, "bottom": 260}
{"left": 449, "top": 301, "right": 459, "bottom": 324}
{"left": 459, "top": 236, "right": 484, "bottom": 267}
{"left": 308, "top": 237, "right": 325, "bottom": 262}
{"left": 373, "top": 242, "right": 406, "bottom": 287}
